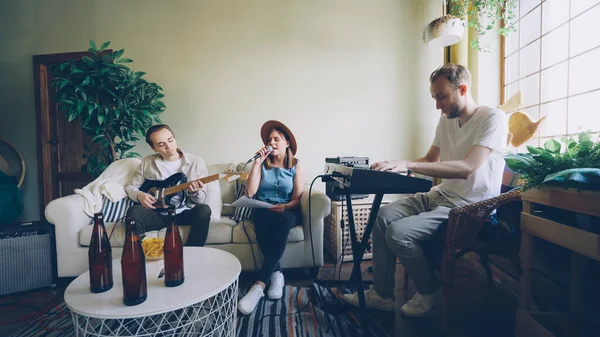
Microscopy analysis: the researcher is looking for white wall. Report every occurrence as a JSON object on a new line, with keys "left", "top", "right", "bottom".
{"left": 1, "top": 0, "right": 450, "bottom": 221}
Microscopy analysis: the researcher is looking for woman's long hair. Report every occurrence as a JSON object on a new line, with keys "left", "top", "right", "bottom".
{"left": 264, "top": 128, "right": 297, "bottom": 169}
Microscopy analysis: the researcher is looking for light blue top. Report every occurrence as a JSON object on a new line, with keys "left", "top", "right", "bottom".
{"left": 256, "top": 164, "right": 296, "bottom": 204}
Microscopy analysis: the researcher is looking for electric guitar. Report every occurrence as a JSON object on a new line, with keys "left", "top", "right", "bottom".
{"left": 139, "top": 171, "right": 248, "bottom": 208}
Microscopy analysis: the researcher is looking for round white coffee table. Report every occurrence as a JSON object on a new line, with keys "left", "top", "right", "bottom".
{"left": 65, "top": 247, "right": 241, "bottom": 337}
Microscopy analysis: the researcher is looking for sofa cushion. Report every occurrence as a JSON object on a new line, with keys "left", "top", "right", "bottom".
{"left": 97, "top": 197, "right": 134, "bottom": 223}
{"left": 207, "top": 163, "right": 238, "bottom": 216}
{"left": 231, "top": 220, "right": 304, "bottom": 244}
{"left": 158, "top": 217, "right": 237, "bottom": 245}
{"left": 79, "top": 216, "right": 238, "bottom": 247}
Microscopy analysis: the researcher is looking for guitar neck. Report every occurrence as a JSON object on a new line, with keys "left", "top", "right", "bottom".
{"left": 164, "top": 174, "right": 220, "bottom": 196}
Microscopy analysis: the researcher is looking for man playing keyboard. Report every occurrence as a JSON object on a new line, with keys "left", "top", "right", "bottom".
{"left": 341, "top": 63, "right": 508, "bottom": 317}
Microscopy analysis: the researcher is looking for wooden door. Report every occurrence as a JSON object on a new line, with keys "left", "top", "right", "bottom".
{"left": 33, "top": 52, "right": 103, "bottom": 215}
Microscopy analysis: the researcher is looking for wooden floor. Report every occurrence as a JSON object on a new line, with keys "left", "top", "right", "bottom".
{"left": 0, "top": 257, "right": 517, "bottom": 337}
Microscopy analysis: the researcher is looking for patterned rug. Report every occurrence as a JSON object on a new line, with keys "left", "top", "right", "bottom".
{"left": 9, "top": 285, "right": 381, "bottom": 337}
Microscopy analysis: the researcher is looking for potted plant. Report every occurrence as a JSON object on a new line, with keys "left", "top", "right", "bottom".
{"left": 422, "top": 14, "right": 467, "bottom": 48}
{"left": 504, "top": 133, "right": 600, "bottom": 191}
{"left": 449, "top": 0, "right": 517, "bottom": 51}
{"left": 51, "top": 41, "right": 166, "bottom": 176}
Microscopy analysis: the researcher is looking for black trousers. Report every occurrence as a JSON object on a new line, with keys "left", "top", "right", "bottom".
{"left": 253, "top": 208, "right": 302, "bottom": 284}
{"left": 126, "top": 204, "right": 211, "bottom": 246}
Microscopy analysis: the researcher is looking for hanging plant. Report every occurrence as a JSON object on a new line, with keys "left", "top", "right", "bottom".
{"left": 51, "top": 41, "right": 165, "bottom": 177}
{"left": 422, "top": 14, "right": 467, "bottom": 48}
{"left": 449, "top": 0, "right": 517, "bottom": 51}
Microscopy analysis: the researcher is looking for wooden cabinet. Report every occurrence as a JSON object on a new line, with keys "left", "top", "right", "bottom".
{"left": 517, "top": 186, "right": 600, "bottom": 337}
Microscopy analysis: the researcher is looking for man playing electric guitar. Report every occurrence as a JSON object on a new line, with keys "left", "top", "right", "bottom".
{"left": 125, "top": 124, "right": 212, "bottom": 246}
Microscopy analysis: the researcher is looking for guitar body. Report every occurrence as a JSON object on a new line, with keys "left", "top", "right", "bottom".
{"left": 139, "top": 173, "right": 188, "bottom": 208}
{"left": 136, "top": 170, "right": 247, "bottom": 209}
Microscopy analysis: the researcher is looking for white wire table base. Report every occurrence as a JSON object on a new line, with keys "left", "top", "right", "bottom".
{"left": 71, "top": 279, "right": 238, "bottom": 337}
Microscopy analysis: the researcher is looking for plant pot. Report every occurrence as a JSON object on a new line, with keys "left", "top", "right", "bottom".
{"left": 423, "top": 16, "right": 466, "bottom": 48}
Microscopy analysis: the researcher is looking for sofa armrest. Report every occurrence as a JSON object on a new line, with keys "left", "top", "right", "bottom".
{"left": 300, "top": 188, "right": 331, "bottom": 267}
{"left": 45, "top": 194, "right": 92, "bottom": 277}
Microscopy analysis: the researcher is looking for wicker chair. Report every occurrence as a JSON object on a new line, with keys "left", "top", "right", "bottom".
{"left": 441, "top": 187, "right": 522, "bottom": 332}
{"left": 401, "top": 187, "right": 523, "bottom": 333}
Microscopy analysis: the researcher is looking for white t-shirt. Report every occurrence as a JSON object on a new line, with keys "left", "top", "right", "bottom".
{"left": 432, "top": 106, "right": 507, "bottom": 205}
{"left": 157, "top": 158, "right": 186, "bottom": 214}
{"left": 160, "top": 158, "right": 183, "bottom": 177}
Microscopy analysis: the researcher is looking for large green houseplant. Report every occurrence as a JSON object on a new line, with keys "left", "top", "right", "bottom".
{"left": 505, "top": 133, "right": 600, "bottom": 191}
{"left": 51, "top": 41, "right": 165, "bottom": 176}
{"left": 448, "top": 0, "right": 517, "bottom": 51}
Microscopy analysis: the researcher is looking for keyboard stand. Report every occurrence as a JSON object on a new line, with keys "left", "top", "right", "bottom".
{"left": 315, "top": 193, "right": 389, "bottom": 337}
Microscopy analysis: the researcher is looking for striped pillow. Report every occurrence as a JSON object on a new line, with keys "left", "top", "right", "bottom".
{"left": 92, "top": 197, "right": 134, "bottom": 224}
{"left": 230, "top": 184, "right": 254, "bottom": 222}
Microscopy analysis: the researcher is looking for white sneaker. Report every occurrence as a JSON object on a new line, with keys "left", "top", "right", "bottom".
{"left": 238, "top": 284, "right": 265, "bottom": 315}
{"left": 340, "top": 285, "right": 395, "bottom": 312}
{"left": 399, "top": 289, "right": 441, "bottom": 318}
{"left": 267, "top": 271, "right": 285, "bottom": 300}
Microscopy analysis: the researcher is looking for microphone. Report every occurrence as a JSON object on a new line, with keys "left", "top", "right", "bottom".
{"left": 246, "top": 146, "right": 273, "bottom": 163}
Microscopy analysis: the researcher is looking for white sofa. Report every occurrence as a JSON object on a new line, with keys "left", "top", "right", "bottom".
{"left": 45, "top": 161, "right": 331, "bottom": 278}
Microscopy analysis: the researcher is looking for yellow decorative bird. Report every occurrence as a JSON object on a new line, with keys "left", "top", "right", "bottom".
{"left": 498, "top": 91, "right": 547, "bottom": 147}
{"left": 508, "top": 112, "right": 547, "bottom": 147}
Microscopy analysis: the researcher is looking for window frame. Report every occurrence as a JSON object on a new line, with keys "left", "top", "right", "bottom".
{"left": 501, "top": 0, "right": 600, "bottom": 151}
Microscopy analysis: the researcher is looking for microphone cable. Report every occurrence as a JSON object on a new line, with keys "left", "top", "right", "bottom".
{"left": 239, "top": 162, "right": 258, "bottom": 276}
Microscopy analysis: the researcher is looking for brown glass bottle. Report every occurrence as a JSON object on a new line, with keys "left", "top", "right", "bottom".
{"left": 121, "top": 217, "right": 147, "bottom": 306}
{"left": 88, "top": 212, "right": 113, "bottom": 293}
{"left": 164, "top": 207, "right": 184, "bottom": 287}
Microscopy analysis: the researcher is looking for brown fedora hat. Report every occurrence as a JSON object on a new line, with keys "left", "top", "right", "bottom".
{"left": 260, "top": 120, "right": 297, "bottom": 155}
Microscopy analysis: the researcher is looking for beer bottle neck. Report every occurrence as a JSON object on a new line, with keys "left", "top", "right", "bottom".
{"left": 126, "top": 221, "right": 140, "bottom": 240}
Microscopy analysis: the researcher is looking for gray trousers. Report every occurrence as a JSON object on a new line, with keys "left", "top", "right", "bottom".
{"left": 373, "top": 189, "right": 463, "bottom": 297}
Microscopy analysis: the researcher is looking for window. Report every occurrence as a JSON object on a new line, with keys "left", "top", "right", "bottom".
{"left": 503, "top": 0, "right": 600, "bottom": 152}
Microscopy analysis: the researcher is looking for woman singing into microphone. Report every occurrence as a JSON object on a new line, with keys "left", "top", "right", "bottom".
{"left": 237, "top": 120, "right": 304, "bottom": 315}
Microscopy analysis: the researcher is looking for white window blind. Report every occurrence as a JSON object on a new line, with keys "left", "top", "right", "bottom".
{"left": 503, "top": 0, "right": 600, "bottom": 152}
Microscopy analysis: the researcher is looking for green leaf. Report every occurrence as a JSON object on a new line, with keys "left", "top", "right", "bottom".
{"left": 99, "top": 41, "right": 111, "bottom": 51}
{"left": 59, "top": 80, "right": 71, "bottom": 90}
{"left": 544, "top": 139, "right": 561, "bottom": 153}
{"left": 97, "top": 114, "right": 105, "bottom": 125}
{"left": 91, "top": 134, "right": 105, "bottom": 143}
{"left": 81, "top": 76, "right": 91, "bottom": 86}
{"left": 579, "top": 132, "right": 592, "bottom": 143}
{"left": 536, "top": 153, "right": 555, "bottom": 165}
{"left": 89, "top": 40, "right": 98, "bottom": 52}
{"left": 112, "top": 49, "right": 124, "bottom": 61}
{"left": 566, "top": 139, "right": 578, "bottom": 154}
{"left": 76, "top": 101, "right": 84, "bottom": 113}
{"left": 67, "top": 112, "right": 78, "bottom": 123}
{"left": 117, "top": 58, "right": 133, "bottom": 64}
{"left": 526, "top": 146, "right": 546, "bottom": 155}
{"left": 504, "top": 154, "right": 534, "bottom": 172}
{"left": 542, "top": 168, "right": 600, "bottom": 190}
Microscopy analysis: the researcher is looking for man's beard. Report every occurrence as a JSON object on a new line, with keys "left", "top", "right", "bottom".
{"left": 447, "top": 105, "right": 461, "bottom": 119}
